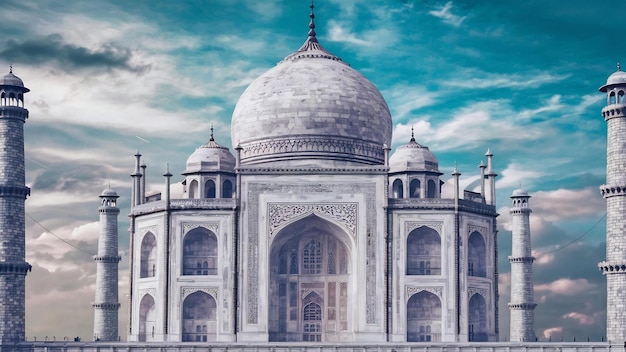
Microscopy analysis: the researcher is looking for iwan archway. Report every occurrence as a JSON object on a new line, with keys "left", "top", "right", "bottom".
{"left": 269, "top": 215, "right": 353, "bottom": 342}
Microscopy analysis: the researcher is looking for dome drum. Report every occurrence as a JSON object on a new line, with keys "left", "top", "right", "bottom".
{"left": 238, "top": 135, "right": 386, "bottom": 165}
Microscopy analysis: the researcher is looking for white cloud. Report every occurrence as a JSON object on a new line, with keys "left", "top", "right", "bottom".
{"left": 535, "top": 278, "right": 595, "bottom": 296}
{"left": 441, "top": 70, "right": 569, "bottom": 90}
{"left": 497, "top": 163, "right": 544, "bottom": 189}
{"left": 563, "top": 312, "right": 595, "bottom": 326}
{"left": 384, "top": 85, "right": 439, "bottom": 122}
{"left": 428, "top": 2, "right": 466, "bottom": 27}
{"left": 543, "top": 327, "right": 563, "bottom": 339}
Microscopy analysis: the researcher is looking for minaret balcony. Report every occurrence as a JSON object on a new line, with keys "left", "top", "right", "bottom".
{"left": 508, "top": 303, "right": 537, "bottom": 310}
{"left": 602, "top": 105, "right": 626, "bottom": 120}
{"left": 600, "top": 184, "right": 626, "bottom": 198}
{"left": 508, "top": 256, "right": 535, "bottom": 263}
{"left": 598, "top": 260, "right": 626, "bottom": 274}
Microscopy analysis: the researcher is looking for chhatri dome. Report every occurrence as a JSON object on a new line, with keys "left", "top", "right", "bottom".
{"left": 600, "top": 62, "right": 626, "bottom": 92}
{"left": 184, "top": 126, "right": 236, "bottom": 174}
{"left": 231, "top": 3, "right": 392, "bottom": 166}
{"left": 0, "top": 66, "right": 29, "bottom": 91}
{"left": 389, "top": 128, "right": 440, "bottom": 173}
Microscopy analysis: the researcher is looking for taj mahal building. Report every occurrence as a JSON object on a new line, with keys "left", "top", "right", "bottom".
{"left": 125, "top": 8, "right": 502, "bottom": 344}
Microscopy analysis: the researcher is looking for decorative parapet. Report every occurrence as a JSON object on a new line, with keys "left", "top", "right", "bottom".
{"left": 388, "top": 198, "right": 497, "bottom": 215}
{"left": 131, "top": 199, "right": 237, "bottom": 215}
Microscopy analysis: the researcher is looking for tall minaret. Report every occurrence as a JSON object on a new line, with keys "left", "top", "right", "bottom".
{"left": 93, "top": 187, "right": 121, "bottom": 341}
{"left": 0, "top": 68, "right": 31, "bottom": 344}
{"left": 508, "top": 189, "right": 536, "bottom": 342}
{"left": 599, "top": 64, "right": 626, "bottom": 342}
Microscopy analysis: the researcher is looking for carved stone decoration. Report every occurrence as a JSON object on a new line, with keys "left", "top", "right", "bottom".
{"left": 137, "top": 288, "right": 157, "bottom": 299}
{"left": 181, "top": 287, "right": 219, "bottom": 301}
{"left": 406, "top": 286, "right": 443, "bottom": 300}
{"left": 182, "top": 222, "right": 219, "bottom": 235}
{"left": 246, "top": 182, "right": 378, "bottom": 325}
{"left": 268, "top": 203, "right": 357, "bottom": 239}
{"left": 301, "top": 288, "right": 324, "bottom": 300}
{"left": 468, "top": 286, "right": 488, "bottom": 301}
{"left": 406, "top": 222, "right": 442, "bottom": 235}
{"left": 468, "top": 224, "right": 488, "bottom": 237}
{"left": 140, "top": 225, "right": 158, "bottom": 237}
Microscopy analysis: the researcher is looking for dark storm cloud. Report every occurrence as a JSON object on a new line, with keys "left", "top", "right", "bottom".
{"left": 0, "top": 34, "right": 150, "bottom": 73}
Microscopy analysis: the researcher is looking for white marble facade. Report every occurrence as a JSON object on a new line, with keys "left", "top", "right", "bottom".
{"left": 126, "top": 13, "right": 499, "bottom": 344}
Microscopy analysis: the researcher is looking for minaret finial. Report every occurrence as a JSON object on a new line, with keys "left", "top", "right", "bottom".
{"left": 410, "top": 126, "right": 415, "bottom": 142}
{"left": 210, "top": 123, "right": 214, "bottom": 141}
{"left": 308, "top": 0, "right": 317, "bottom": 40}
{"left": 618, "top": 62, "right": 622, "bottom": 72}
{"left": 9, "top": 64, "right": 12, "bottom": 74}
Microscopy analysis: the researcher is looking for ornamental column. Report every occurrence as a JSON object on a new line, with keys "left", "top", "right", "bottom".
{"left": 93, "top": 188, "right": 121, "bottom": 341}
{"left": 598, "top": 64, "right": 626, "bottom": 342}
{"left": 508, "top": 189, "right": 536, "bottom": 342}
{"left": 0, "top": 68, "right": 31, "bottom": 344}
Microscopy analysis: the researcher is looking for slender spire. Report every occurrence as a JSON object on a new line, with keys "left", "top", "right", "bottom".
{"left": 308, "top": 0, "right": 317, "bottom": 41}
{"left": 618, "top": 62, "right": 622, "bottom": 72}
{"left": 210, "top": 123, "right": 214, "bottom": 141}
{"left": 9, "top": 64, "right": 12, "bottom": 74}
{"left": 410, "top": 126, "right": 415, "bottom": 142}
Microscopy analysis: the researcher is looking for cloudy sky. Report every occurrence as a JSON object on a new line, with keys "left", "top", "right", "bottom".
{"left": 3, "top": 0, "right": 624, "bottom": 342}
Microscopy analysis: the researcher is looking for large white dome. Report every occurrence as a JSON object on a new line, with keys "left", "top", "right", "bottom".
{"left": 231, "top": 31, "right": 392, "bottom": 166}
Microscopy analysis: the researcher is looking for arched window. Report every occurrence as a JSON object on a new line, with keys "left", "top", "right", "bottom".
{"left": 303, "top": 302, "right": 322, "bottom": 342}
{"left": 392, "top": 179, "right": 403, "bottom": 198}
{"left": 302, "top": 239, "right": 322, "bottom": 274}
{"left": 205, "top": 180, "right": 216, "bottom": 198}
{"left": 138, "top": 295, "right": 156, "bottom": 342}
{"left": 140, "top": 232, "right": 157, "bottom": 278}
{"left": 610, "top": 91, "right": 617, "bottom": 105}
{"left": 468, "top": 294, "right": 487, "bottom": 342}
{"left": 182, "top": 228, "right": 217, "bottom": 275}
{"left": 189, "top": 180, "right": 198, "bottom": 199}
{"left": 407, "top": 291, "right": 441, "bottom": 342}
{"left": 410, "top": 179, "right": 421, "bottom": 198}
{"left": 222, "top": 180, "right": 233, "bottom": 198}
{"left": 407, "top": 226, "right": 441, "bottom": 275}
{"left": 468, "top": 232, "right": 487, "bottom": 277}
{"left": 182, "top": 292, "right": 216, "bottom": 342}
{"left": 619, "top": 91, "right": 625, "bottom": 104}
{"left": 427, "top": 180, "right": 437, "bottom": 198}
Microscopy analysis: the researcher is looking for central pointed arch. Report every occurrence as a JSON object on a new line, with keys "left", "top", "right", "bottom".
{"left": 269, "top": 214, "right": 353, "bottom": 342}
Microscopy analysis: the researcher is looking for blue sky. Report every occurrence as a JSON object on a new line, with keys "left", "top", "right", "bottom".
{"left": 3, "top": 0, "right": 623, "bottom": 342}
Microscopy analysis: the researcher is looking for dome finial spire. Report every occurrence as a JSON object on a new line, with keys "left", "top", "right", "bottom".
{"left": 410, "top": 126, "right": 416, "bottom": 142}
{"left": 618, "top": 62, "right": 622, "bottom": 72}
{"left": 9, "top": 64, "right": 12, "bottom": 74}
{"left": 210, "top": 123, "right": 215, "bottom": 141}
{"left": 308, "top": 0, "right": 317, "bottom": 41}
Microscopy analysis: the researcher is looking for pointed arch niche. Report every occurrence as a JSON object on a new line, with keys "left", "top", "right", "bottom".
{"left": 182, "top": 227, "right": 218, "bottom": 276}
{"left": 269, "top": 215, "right": 353, "bottom": 342}
{"left": 468, "top": 231, "right": 487, "bottom": 277}
{"left": 468, "top": 293, "right": 488, "bottom": 342}
{"left": 138, "top": 294, "right": 156, "bottom": 342}
{"left": 407, "top": 291, "right": 442, "bottom": 342}
{"left": 407, "top": 226, "right": 441, "bottom": 275}
{"left": 182, "top": 291, "right": 217, "bottom": 342}
{"left": 140, "top": 232, "right": 157, "bottom": 278}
